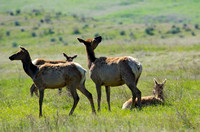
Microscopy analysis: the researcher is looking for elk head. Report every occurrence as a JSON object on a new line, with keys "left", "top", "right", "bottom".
{"left": 153, "top": 78, "right": 167, "bottom": 100}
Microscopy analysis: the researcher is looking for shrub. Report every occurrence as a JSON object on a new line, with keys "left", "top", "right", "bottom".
{"left": 183, "top": 23, "right": 187, "bottom": 28}
{"left": 59, "top": 37, "right": 63, "bottom": 41}
{"left": 14, "top": 21, "right": 20, "bottom": 26}
{"left": 191, "top": 31, "right": 196, "bottom": 36}
{"left": 31, "top": 32, "right": 36, "bottom": 37}
{"left": 72, "top": 27, "right": 80, "bottom": 34}
{"left": 40, "top": 19, "right": 44, "bottom": 23}
{"left": 45, "top": 16, "right": 51, "bottom": 23}
{"left": 172, "top": 25, "right": 176, "bottom": 28}
{"left": 171, "top": 27, "right": 180, "bottom": 34}
{"left": 94, "top": 33, "right": 99, "bottom": 37}
{"left": 82, "top": 24, "right": 89, "bottom": 29}
{"left": 33, "top": 27, "right": 39, "bottom": 30}
{"left": 10, "top": 11, "right": 14, "bottom": 16}
{"left": 16, "top": 9, "right": 21, "bottom": 15}
{"left": 72, "top": 14, "right": 77, "bottom": 18}
{"left": 56, "top": 12, "right": 62, "bottom": 16}
{"left": 6, "top": 31, "right": 10, "bottom": 36}
{"left": 161, "top": 35, "right": 165, "bottom": 39}
{"left": 182, "top": 24, "right": 191, "bottom": 31}
{"left": 21, "top": 29, "right": 25, "bottom": 32}
{"left": 145, "top": 27, "right": 154, "bottom": 36}
{"left": 179, "top": 35, "right": 184, "bottom": 38}
{"left": 120, "top": 31, "right": 126, "bottom": 36}
{"left": 32, "top": 9, "right": 41, "bottom": 16}
{"left": 194, "top": 24, "right": 199, "bottom": 29}
{"left": 50, "top": 38, "right": 56, "bottom": 42}
{"left": 48, "top": 29, "right": 54, "bottom": 34}
{"left": 12, "top": 42, "right": 18, "bottom": 47}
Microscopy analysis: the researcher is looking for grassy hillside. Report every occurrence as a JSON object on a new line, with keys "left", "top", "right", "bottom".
{"left": 0, "top": 0, "right": 200, "bottom": 131}
{"left": 1, "top": 0, "right": 200, "bottom": 23}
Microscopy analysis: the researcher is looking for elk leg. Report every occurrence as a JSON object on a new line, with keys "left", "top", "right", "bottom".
{"left": 95, "top": 83, "right": 101, "bottom": 111}
{"left": 39, "top": 89, "right": 44, "bottom": 117}
{"left": 119, "top": 62, "right": 142, "bottom": 110}
{"left": 125, "top": 84, "right": 137, "bottom": 109}
{"left": 68, "top": 85, "right": 79, "bottom": 115}
{"left": 134, "top": 88, "right": 141, "bottom": 110}
{"left": 125, "top": 82, "right": 141, "bottom": 110}
{"left": 105, "top": 86, "right": 111, "bottom": 111}
{"left": 135, "top": 74, "right": 141, "bottom": 86}
{"left": 58, "top": 88, "right": 62, "bottom": 95}
{"left": 30, "top": 84, "right": 38, "bottom": 97}
{"left": 78, "top": 82, "right": 96, "bottom": 114}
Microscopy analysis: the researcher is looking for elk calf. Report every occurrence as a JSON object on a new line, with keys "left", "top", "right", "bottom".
{"left": 78, "top": 36, "right": 142, "bottom": 111}
{"left": 9, "top": 47, "right": 95, "bottom": 117}
{"left": 31, "top": 53, "right": 77, "bottom": 96}
{"left": 122, "top": 78, "right": 166, "bottom": 109}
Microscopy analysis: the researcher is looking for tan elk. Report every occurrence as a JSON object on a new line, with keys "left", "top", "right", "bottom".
{"left": 9, "top": 47, "right": 96, "bottom": 117}
{"left": 77, "top": 36, "right": 142, "bottom": 111}
{"left": 31, "top": 53, "right": 77, "bottom": 96}
{"left": 122, "top": 78, "right": 166, "bottom": 109}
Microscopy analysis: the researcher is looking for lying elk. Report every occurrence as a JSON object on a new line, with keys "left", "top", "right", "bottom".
{"left": 31, "top": 53, "right": 77, "bottom": 96}
{"left": 122, "top": 78, "right": 166, "bottom": 109}
{"left": 77, "top": 36, "right": 142, "bottom": 111}
{"left": 9, "top": 47, "right": 96, "bottom": 117}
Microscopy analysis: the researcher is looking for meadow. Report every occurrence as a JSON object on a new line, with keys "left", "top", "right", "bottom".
{"left": 0, "top": 0, "right": 200, "bottom": 131}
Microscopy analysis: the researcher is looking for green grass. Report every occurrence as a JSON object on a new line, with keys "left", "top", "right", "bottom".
{"left": 0, "top": 0, "right": 200, "bottom": 131}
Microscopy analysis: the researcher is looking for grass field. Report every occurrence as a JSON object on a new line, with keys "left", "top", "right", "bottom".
{"left": 0, "top": 0, "right": 200, "bottom": 131}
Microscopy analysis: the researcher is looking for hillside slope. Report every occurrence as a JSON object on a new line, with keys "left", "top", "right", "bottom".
{"left": 0, "top": 0, "right": 200, "bottom": 23}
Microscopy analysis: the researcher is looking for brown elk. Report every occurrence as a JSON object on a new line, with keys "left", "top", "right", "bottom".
{"left": 9, "top": 47, "right": 96, "bottom": 117}
{"left": 122, "top": 78, "right": 166, "bottom": 109}
{"left": 77, "top": 36, "right": 142, "bottom": 111}
{"left": 31, "top": 53, "right": 77, "bottom": 96}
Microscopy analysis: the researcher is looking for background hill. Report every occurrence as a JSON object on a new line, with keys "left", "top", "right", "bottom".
{"left": 1, "top": 0, "right": 200, "bottom": 23}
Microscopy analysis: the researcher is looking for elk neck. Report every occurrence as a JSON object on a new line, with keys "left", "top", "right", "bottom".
{"left": 21, "top": 53, "right": 38, "bottom": 78}
{"left": 85, "top": 46, "right": 96, "bottom": 69}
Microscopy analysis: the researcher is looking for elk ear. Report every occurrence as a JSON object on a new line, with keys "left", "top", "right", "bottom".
{"left": 162, "top": 79, "right": 167, "bottom": 85}
{"left": 154, "top": 78, "right": 158, "bottom": 85}
{"left": 20, "top": 46, "right": 26, "bottom": 51}
{"left": 77, "top": 38, "right": 85, "bottom": 43}
{"left": 72, "top": 55, "right": 77, "bottom": 59}
{"left": 63, "top": 53, "right": 68, "bottom": 58}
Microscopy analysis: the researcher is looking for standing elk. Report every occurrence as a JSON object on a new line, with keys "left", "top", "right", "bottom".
{"left": 122, "top": 78, "right": 166, "bottom": 109}
{"left": 77, "top": 36, "right": 142, "bottom": 111}
{"left": 31, "top": 53, "right": 77, "bottom": 96}
{"left": 9, "top": 47, "right": 96, "bottom": 117}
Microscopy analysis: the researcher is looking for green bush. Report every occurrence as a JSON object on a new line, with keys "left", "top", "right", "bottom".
{"left": 120, "top": 31, "right": 126, "bottom": 36}
{"left": 171, "top": 27, "right": 180, "bottom": 34}
{"left": 72, "top": 27, "right": 80, "bottom": 34}
{"left": 31, "top": 32, "right": 36, "bottom": 37}
{"left": 194, "top": 24, "right": 199, "bottom": 29}
{"left": 16, "top": 9, "right": 21, "bottom": 15}
{"left": 12, "top": 42, "right": 17, "bottom": 47}
{"left": 145, "top": 27, "right": 154, "bottom": 35}
{"left": 14, "top": 21, "right": 20, "bottom": 26}
{"left": 50, "top": 37, "right": 56, "bottom": 42}
{"left": 6, "top": 31, "right": 10, "bottom": 36}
